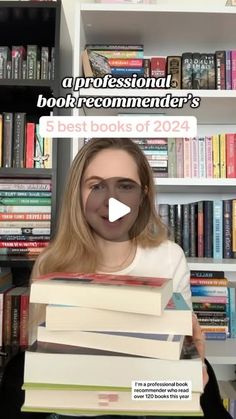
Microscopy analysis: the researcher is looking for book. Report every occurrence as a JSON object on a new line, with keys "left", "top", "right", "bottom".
{"left": 22, "top": 386, "right": 202, "bottom": 415}
{"left": 37, "top": 326, "right": 185, "bottom": 360}
{"left": 30, "top": 273, "right": 173, "bottom": 316}
{"left": 24, "top": 340, "right": 203, "bottom": 392}
{"left": 46, "top": 292, "right": 192, "bottom": 335}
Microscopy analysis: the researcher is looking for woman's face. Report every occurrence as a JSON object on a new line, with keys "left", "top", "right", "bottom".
{"left": 81, "top": 149, "right": 143, "bottom": 242}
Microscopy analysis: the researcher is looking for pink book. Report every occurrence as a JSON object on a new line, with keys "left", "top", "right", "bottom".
{"left": 183, "top": 138, "right": 191, "bottom": 178}
{"left": 226, "top": 133, "right": 236, "bottom": 177}
{"left": 205, "top": 136, "right": 213, "bottom": 178}
{"left": 191, "top": 137, "right": 199, "bottom": 177}
{"left": 231, "top": 50, "right": 236, "bottom": 89}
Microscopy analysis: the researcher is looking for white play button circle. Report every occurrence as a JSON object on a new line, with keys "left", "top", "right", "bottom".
{"left": 108, "top": 197, "right": 131, "bottom": 222}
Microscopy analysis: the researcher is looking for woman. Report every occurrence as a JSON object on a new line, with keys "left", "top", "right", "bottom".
{"left": 0, "top": 138, "right": 232, "bottom": 419}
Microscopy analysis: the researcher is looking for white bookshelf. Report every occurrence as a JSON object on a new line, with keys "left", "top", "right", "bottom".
{"left": 72, "top": 1, "right": 236, "bottom": 379}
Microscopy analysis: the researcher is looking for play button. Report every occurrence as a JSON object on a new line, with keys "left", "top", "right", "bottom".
{"left": 108, "top": 197, "right": 131, "bottom": 222}
{"left": 84, "top": 177, "right": 151, "bottom": 242}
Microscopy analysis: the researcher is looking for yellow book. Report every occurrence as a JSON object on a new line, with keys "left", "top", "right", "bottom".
{"left": 43, "top": 137, "right": 52, "bottom": 168}
{"left": 212, "top": 134, "right": 220, "bottom": 178}
{"left": 219, "top": 133, "right": 226, "bottom": 178}
{"left": 0, "top": 114, "right": 2, "bottom": 167}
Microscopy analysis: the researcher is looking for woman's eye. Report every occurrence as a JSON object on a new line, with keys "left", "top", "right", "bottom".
{"left": 119, "top": 183, "right": 135, "bottom": 190}
{"left": 90, "top": 183, "right": 105, "bottom": 191}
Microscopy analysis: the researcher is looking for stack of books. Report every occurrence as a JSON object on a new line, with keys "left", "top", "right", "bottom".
{"left": 22, "top": 272, "right": 203, "bottom": 415}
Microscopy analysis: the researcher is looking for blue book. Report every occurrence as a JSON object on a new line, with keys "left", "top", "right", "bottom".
{"left": 191, "top": 286, "right": 228, "bottom": 297}
{"left": 111, "top": 67, "right": 144, "bottom": 76}
{"left": 228, "top": 287, "right": 236, "bottom": 338}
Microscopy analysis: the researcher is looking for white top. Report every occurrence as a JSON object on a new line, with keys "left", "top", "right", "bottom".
{"left": 102, "top": 240, "right": 192, "bottom": 308}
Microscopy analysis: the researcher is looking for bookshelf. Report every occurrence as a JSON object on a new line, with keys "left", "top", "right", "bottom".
{"left": 0, "top": 0, "right": 61, "bottom": 267}
{"left": 65, "top": 0, "right": 236, "bottom": 382}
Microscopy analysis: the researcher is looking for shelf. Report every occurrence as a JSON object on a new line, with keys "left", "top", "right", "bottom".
{"left": 206, "top": 339, "right": 236, "bottom": 364}
{"left": 0, "top": 80, "right": 55, "bottom": 89}
{"left": 0, "top": 169, "right": 55, "bottom": 179}
{"left": 187, "top": 258, "right": 236, "bottom": 272}
{"left": 79, "top": 89, "right": 236, "bottom": 124}
{"left": 154, "top": 178, "right": 236, "bottom": 194}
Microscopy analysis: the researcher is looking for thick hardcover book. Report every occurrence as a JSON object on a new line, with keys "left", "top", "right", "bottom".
{"left": 175, "top": 204, "right": 183, "bottom": 248}
{"left": 83, "top": 49, "right": 111, "bottom": 77}
{"left": 181, "top": 52, "right": 193, "bottom": 89}
{"left": 225, "top": 50, "right": 232, "bottom": 90}
{"left": 215, "top": 51, "right": 226, "bottom": 90}
{"left": 25, "top": 122, "right": 35, "bottom": 168}
{"left": 27, "top": 45, "right": 40, "bottom": 79}
{"left": 190, "top": 270, "right": 226, "bottom": 279}
{"left": 23, "top": 338, "right": 203, "bottom": 391}
{"left": 150, "top": 57, "right": 166, "bottom": 78}
{"left": 226, "top": 134, "right": 236, "bottom": 178}
{"left": 197, "top": 201, "right": 204, "bottom": 257}
{"left": 191, "top": 286, "right": 228, "bottom": 297}
{"left": 192, "top": 53, "right": 201, "bottom": 89}
{"left": 12, "top": 46, "right": 25, "bottom": 79}
{"left": 182, "top": 203, "right": 190, "bottom": 257}
{"left": 207, "top": 53, "right": 216, "bottom": 89}
{"left": 203, "top": 200, "right": 213, "bottom": 258}
{"left": 189, "top": 202, "right": 197, "bottom": 257}
{"left": 0, "top": 46, "right": 10, "bottom": 79}
{"left": 41, "top": 47, "right": 49, "bottom": 80}
{"left": 223, "top": 199, "right": 232, "bottom": 258}
{"left": 2, "top": 112, "right": 13, "bottom": 167}
{"left": 200, "top": 54, "right": 208, "bottom": 89}
{"left": 22, "top": 387, "right": 201, "bottom": 415}
{"left": 213, "top": 200, "right": 223, "bottom": 259}
{"left": 31, "top": 273, "right": 173, "bottom": 316}
{"left": 13, "top": 113, "right": 26, "bottom": 168}
{"left": 231, "top": 50, "right": 236, "bottom": 89}
{"left": 46, "top": 292, "right": 192, "bottom": 336}
{"left": 166, "top": 56, "right": 181, "bottom": 89}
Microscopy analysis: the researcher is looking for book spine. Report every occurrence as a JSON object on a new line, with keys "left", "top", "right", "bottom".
{"left": 0, "top": 181, "right": 51, "bottom": 191}
{"left": 12, "top": 46, "right": 25, "bottom": 79}
{"left": 175, "top": 204, "right": 182, "bottom": 247}
{"left": 0, "top": 235, "right": 50, "bottom": 241}
{"left": 2, "top": 112, "right": 13, "bottom": 168}
{"left": 0, "top": 247, "right": 44, "bottom": 255}
{"left": 198, "top": 137, "right": 206, "bottom": 177}
{"left": 150, "top": 57, "right": 166, "bottom": 78}
{"left": 232, "top": 200, "right": 236, "bottom": 252}
{"left": 0, "top": 114, "right": 2, "bottom": 167}
{"left": 108, "top": 59, "right": 143, "bottom": 67}
{"left": 13, "top": 113, "right": 26, "bottom": 168}
{"left": 41, "top": 47, "right": 49, "bottom": 80}
{"left": 192, "top": 302, "right": 226, "bottom": 311}
{"left": 35, "top": 124, "right": 44, "bottom": 168}
{"left": 0, "top": 213, "right": 51, "bottom": 221}
{"left": 191, "top": 286, "right": 228, "bottom": 297}
{"left": 226, "top": 50, "right": 232, "bottom": 90}
{"left": 191, "top": 278, "right": 227, "bottom": 286}
{"left": 176, "top": 138, "right": 184, "bottom": 177}
{"left": 91, "top": 50, "right": 144, "bottom": 59}
{"left": 200, "top": 54, "right": 208, "bottom": 89}
{"left": 3, "top": 291, "right": 12, "bottom": 347}
{"left": 85, "top": 44, "right": 144, "bottom": 51}
{"left": 191, "top": 137, "right": 199, "bottom": 177}
{"left": 43, "top": 137, "right": 52, "bottom": 169}
{"left": 189, "top": 202, "right": 197, "bottom": 257}
{"left": 219, "top": 134, "right": 226, "bottom": 178}
{"left": 168, "top": 204, "right": 175, "bottom": 242}
{"left": 213, "top": 200, "right": 223, "bottom": 259}
{"left": 19, "top": 293, "right": 29, "bottom": 348}
{"left": 167, "top": 138, "right": 176, "bottom": 177}
{"left": 228, "top": 287, "right": 236, "bottom": 338}
{"left": 212, "top": 134, "right": 220, "bottom": 178}
{"left": 182, "top": 52, "right": 192, "bottom": 89}
{"left": 192, "top": 296, "right": 227, "bottom": 303}
{"left": 205, "top": 136, "right": 213, "bottom": 178}
{"left": 0, "top": 190, "right": 51, "bottom": 198}
{"left": 167, "top": 56, "right": 181, "bottom": 89}
{"left": 0, "top": 47, "right": 10, "bottom": 79}
{"left": 143, "top": 58, "right": 150, "bottom": 78}
{"left": 197, "top": 201, "right": 204, "bottom": 257}
{"left": 0, "top": 197, "right": 51, "bottom": 205}
{"left": 192, "top": 52, "right": 201, "bottom": 89}
{"left": 226, "top": 134, "right": 236, "bottom": 178}
{"left": 11, "top": 294, "right": 20, "bottom": 350}
{"left": 0, "top": 205, "right": 51, "bottom": 213}
{"left": 203, "top": 332, "right": 226, "bottom": 340}
{"left": 27, "top": 45, "right": 39, "bottom": 79}
{"left": 182, "top": 203, "right": 190, "bottom": 257}
{"left": 0, "top": 228, "right": 50, "bottom": 235}
{"left": 183, "top": 138, "right": 191, "bottom": 177}
{"left": 0, "top": 241, "right": 48, "bottom": 248}
{"left": 231, "top": 50, "right": 236, "bottom": 89}
{"left": 111, "top": 67, "right": 144, "bottom": 75}
{"left": 223, "top": 199, "right": 232, "bottom": 259}
{"left": 190, "top": 270, "right": 225, "bottom": 278}
{"left": 215, "top": 50, "right": 226, "bottom": 89}
{"left": 207, "top": 53, "right": 216, "bottom": 89}
{"left": 25, "top": 122, "right": 35, "bottom": 169}
{"left": 204, "top": 201, "right": 213, "bottom": 258}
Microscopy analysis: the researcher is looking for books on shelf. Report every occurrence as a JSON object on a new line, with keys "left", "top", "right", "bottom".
{"left": 0, "top": 113, "right": 52, "bottom": 169}
{"left": 30, "top": 272, "right": 173, "bottom": 316}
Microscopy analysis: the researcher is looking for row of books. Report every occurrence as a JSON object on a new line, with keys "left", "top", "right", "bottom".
{"left": 190, "top": 271, "right": 230, "bottom": 340}
{"left": 0, "top": 270, "right": 29, "bottom": 352}
{"left": 0, "top": 113, "right": 53, "bottom": 168}
{"left": 22, "top": 271, "right": 203, "bottom": 415}
{"left": 157, "top": 199, "right": 236, "bottom": 259}
{"left": 83, "top": 44, "right": 236, "bottom": 89}
{"left": 0, "top": 45, "right": 55, "bottom": 80}
{"left": 132, "top": 134, "right": 236, "bottom": 178}
{"left": 0, "top": 178, "right": 51, "bottom": 255}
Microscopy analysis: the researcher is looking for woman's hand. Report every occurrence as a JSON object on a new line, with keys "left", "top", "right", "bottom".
{"left": 192, "top": 313, "right": 209, "bottom": 388}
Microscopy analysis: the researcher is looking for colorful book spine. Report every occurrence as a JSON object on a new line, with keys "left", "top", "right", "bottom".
{"left": 213, "top": 200, "right": 223, "bottom": 259}
{"left": 219, "top": 134, "right": 226, "bottom": 178}
{"left": 212, "top": 135, "right": 220, "bottom": 178}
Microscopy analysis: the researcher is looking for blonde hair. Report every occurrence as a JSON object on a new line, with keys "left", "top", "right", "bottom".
{"left": 31, "top": 138, "right": 167, "bottom": 279}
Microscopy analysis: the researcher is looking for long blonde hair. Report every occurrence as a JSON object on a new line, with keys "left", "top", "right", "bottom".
{"left": 32, "top": 138, "right": 167, "bottom": 278}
